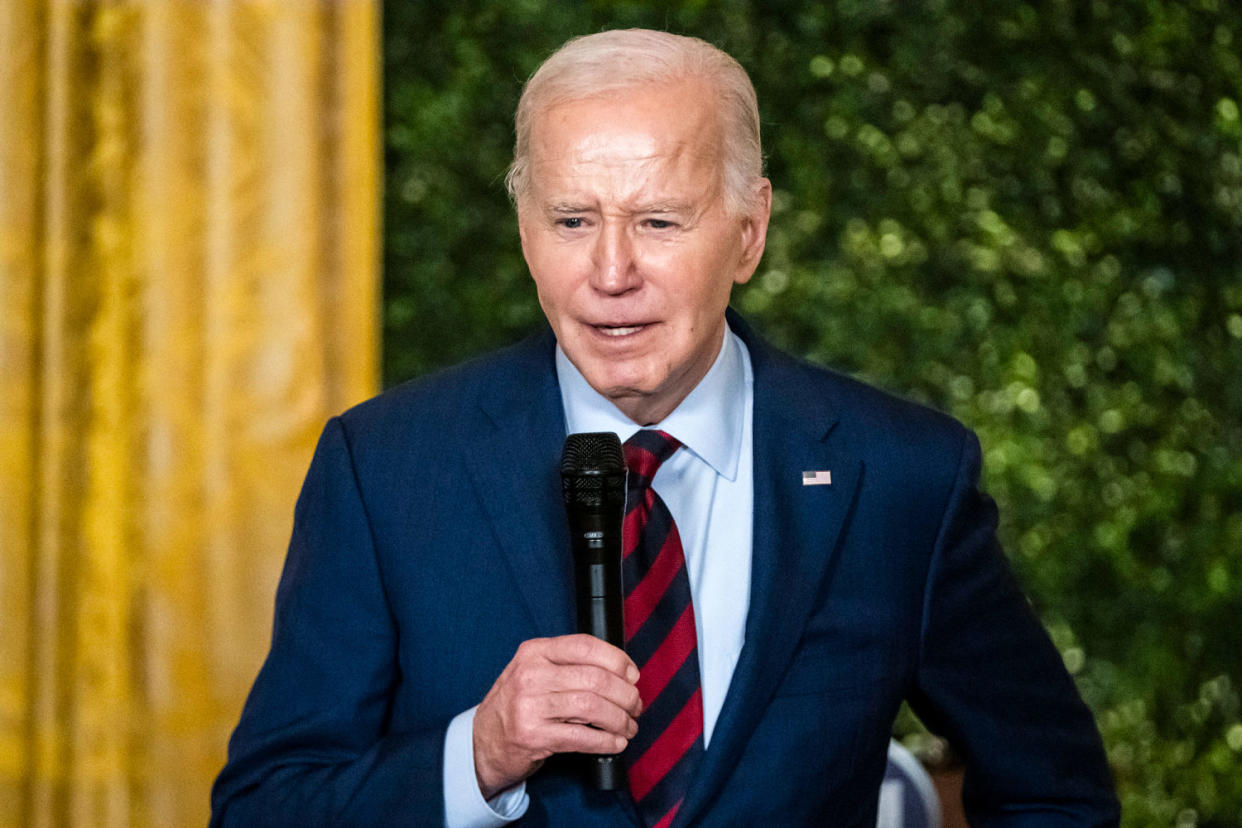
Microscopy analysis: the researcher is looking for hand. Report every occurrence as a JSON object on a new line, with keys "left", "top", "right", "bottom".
{"left": 472, "top": 634, "right": 642, "bottom": 799}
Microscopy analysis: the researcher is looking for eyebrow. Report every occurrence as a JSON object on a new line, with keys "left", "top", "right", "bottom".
{"left": 636, "top": 201, "right": 693, "bottom": 214}
{"left": 544, "top": 200, "right": 693, "bottom": 215}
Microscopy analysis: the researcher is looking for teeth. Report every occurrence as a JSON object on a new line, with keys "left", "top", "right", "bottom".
{"left": 599, "top": 325, "right": 644, "bottom": 336}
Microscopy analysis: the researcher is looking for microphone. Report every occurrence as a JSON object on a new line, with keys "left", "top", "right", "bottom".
{"left": 560, "top": 432, "right": 628, "bottom": 791}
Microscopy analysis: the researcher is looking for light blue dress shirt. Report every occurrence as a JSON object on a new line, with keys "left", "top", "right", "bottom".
{"left": 443, "top": 328, "right": 755, "bottom": 826}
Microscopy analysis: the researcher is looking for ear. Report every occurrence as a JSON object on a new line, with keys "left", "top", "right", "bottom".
{"left": 733, "top": 178, "right": 772, "bottom": 286}
{"left": 516, "top": 205, "right": 532, "bottom": 261}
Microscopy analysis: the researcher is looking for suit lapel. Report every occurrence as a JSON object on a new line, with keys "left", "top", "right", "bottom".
{"left": 464, "top": 330, "right": 576, "bottom": 638}
{"left": 677, "top": 319, "right": 864, "bottom": 827}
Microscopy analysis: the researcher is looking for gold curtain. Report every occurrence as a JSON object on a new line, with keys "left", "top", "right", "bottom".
{"left": 0, "top": 2, "right": 379, "bottom": 825}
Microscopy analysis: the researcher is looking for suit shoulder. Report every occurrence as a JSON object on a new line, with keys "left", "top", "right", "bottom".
{"left": 335, "top": 329, "right": 554, "bottom": 447}
{"left": 733, "top": 313, "right": 969, "bottom": 455}
{"left": 763, "top": 345, "right": 972, "bottom": 463}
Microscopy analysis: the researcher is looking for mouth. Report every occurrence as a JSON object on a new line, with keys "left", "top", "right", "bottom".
{"left": 591, "top": 323, "right": 651, "bottom": 337}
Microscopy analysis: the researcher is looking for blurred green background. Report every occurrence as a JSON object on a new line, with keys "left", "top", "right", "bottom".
{"left": 382, "top": 2, "right": 1242, "bottom": 824}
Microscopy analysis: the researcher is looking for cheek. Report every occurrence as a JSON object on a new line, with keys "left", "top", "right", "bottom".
{"left": 684, "top": 270, "right": 740, "bottom": 323}
{"left": 528, "top": 243, "right": 591, "bottom": 304}
{"left": 528, "top": 262, "right": 573, "bottom": 311}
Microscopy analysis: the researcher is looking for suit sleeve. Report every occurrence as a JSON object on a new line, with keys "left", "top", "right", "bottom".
{"left": 210, "top": 417, "right": 447, "bottom": 826}
{"left": 908, "top": 430, "right": 1120, "bottom": 827}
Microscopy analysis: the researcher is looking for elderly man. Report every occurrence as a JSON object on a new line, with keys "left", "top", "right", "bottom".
{"left": 212, "top": 30, "right": 1119, "bottom": 827}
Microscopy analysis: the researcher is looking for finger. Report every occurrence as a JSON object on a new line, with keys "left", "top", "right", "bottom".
{"left": 491, "top": 653, "right": 638, "bottom": 725}
{"left": 552, "top": 662, "right": 643, "bottom": 717}
{"left": 542, "top": 634, "right": 639, "bottom": 682}
{"left": 544, "top": 690, "right": 638, "bottom": 739}
{"left": 540, "top": 720, "right": 630, "bottom": 756}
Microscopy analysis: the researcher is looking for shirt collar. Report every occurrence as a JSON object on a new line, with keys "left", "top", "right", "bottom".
{"left": 556, "top": 325, "right": 747, "bottom": 481}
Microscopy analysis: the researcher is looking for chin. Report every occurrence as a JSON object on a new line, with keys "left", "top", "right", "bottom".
{"left": 578, "top": 359, "right": 650, "bottom": 393}
{"left": 587, "top": 375, "right": 656, "bottom": 409}
{"left": 593, "top": 379, "right": 654, "bottom": 405}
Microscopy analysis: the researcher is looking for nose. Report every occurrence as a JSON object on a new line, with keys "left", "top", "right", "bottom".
{"left": 589, "top": 221, "right": 641, "bottom": 295}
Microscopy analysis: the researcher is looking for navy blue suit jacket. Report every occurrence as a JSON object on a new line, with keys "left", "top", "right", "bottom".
{"left": 211, "top": 314, "right": 1118, "bottom": 826}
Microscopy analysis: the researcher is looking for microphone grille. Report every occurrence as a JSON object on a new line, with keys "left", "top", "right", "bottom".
{"left": 561, "top": 432, "right": 624, "bottom": 475}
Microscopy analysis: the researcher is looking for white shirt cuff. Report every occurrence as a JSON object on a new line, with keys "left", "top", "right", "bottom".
{"left": 442, "top": 706, "right": 529, "bottom": 827}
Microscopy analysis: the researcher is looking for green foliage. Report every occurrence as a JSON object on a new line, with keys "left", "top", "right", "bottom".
{"left": 384, "top": 2, "right": 1242, "bottom": 824}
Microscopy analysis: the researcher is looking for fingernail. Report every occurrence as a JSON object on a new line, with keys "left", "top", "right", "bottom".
{"left": 627, "top": 665, "right": 639, "bottom": 683}
{"left": 615, "top": 735, "right": 626, "bottom": 751}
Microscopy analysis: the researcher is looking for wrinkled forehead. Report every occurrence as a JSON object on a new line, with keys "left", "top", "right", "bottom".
{"left": 525, "top": 81, "right": 726, "bottom": 193}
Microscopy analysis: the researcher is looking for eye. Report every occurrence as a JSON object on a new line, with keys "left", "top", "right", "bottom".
{"left": 556, "top": 217, "right": 585, "bottom": 229}
{"left": 645, "top": 218, "right": 675, "bottom": 230}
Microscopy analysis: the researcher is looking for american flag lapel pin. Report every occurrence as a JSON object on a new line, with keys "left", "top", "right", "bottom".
{"left": 802, "top": 470, "right": 832, "bottom": 486}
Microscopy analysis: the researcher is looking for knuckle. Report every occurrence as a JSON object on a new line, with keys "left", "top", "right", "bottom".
{"left": 583, "top": 666, "right": 608, "bottom": 693}
{"left": 567, "top": 634, "right": 595, "bottom": 659}
{"left": 513, "top": 695, "right": 540, "bottom": 727}
{"left": 515, "top": 638, "right": 542, "bottom": 660}
{"left": 513, "top": 665, "right": 543, "bottom": 695}
{"left": 570, "top": 691, "right": 595, "bottom": 717}
{"left": 569, "top": 664, "right": 596, "bottom": 691}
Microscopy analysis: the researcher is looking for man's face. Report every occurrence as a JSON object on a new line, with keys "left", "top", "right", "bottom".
{"left": 518, "top": 79, "right": 771, "bottom": 425}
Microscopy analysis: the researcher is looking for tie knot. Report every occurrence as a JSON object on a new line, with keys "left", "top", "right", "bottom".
{"left": 623, "top": 429, "right": 682, "bottom": 489}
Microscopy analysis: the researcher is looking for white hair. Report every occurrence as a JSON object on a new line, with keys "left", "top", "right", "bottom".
{"left": 505, "top": 29, "right": 764, "bottom": 216}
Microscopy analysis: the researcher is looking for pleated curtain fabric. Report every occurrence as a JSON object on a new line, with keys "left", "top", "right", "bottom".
{"left": 0, "top": 3, "right": 379, "bottom": 825}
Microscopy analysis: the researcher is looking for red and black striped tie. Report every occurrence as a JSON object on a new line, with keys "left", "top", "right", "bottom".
{"left": 622, "top": 429, "right": 704, "bottom": 828}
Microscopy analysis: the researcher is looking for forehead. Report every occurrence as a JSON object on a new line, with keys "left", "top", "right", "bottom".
{"left": 526, "top": 80, "right": 724, "bottom": 197}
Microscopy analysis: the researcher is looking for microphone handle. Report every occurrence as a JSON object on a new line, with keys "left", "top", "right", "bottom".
{"left": 592, "top": 751, "right": 626, "bottom": 791}
{"left": 571, "top": 514, "right": 626, "bottom": 791}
